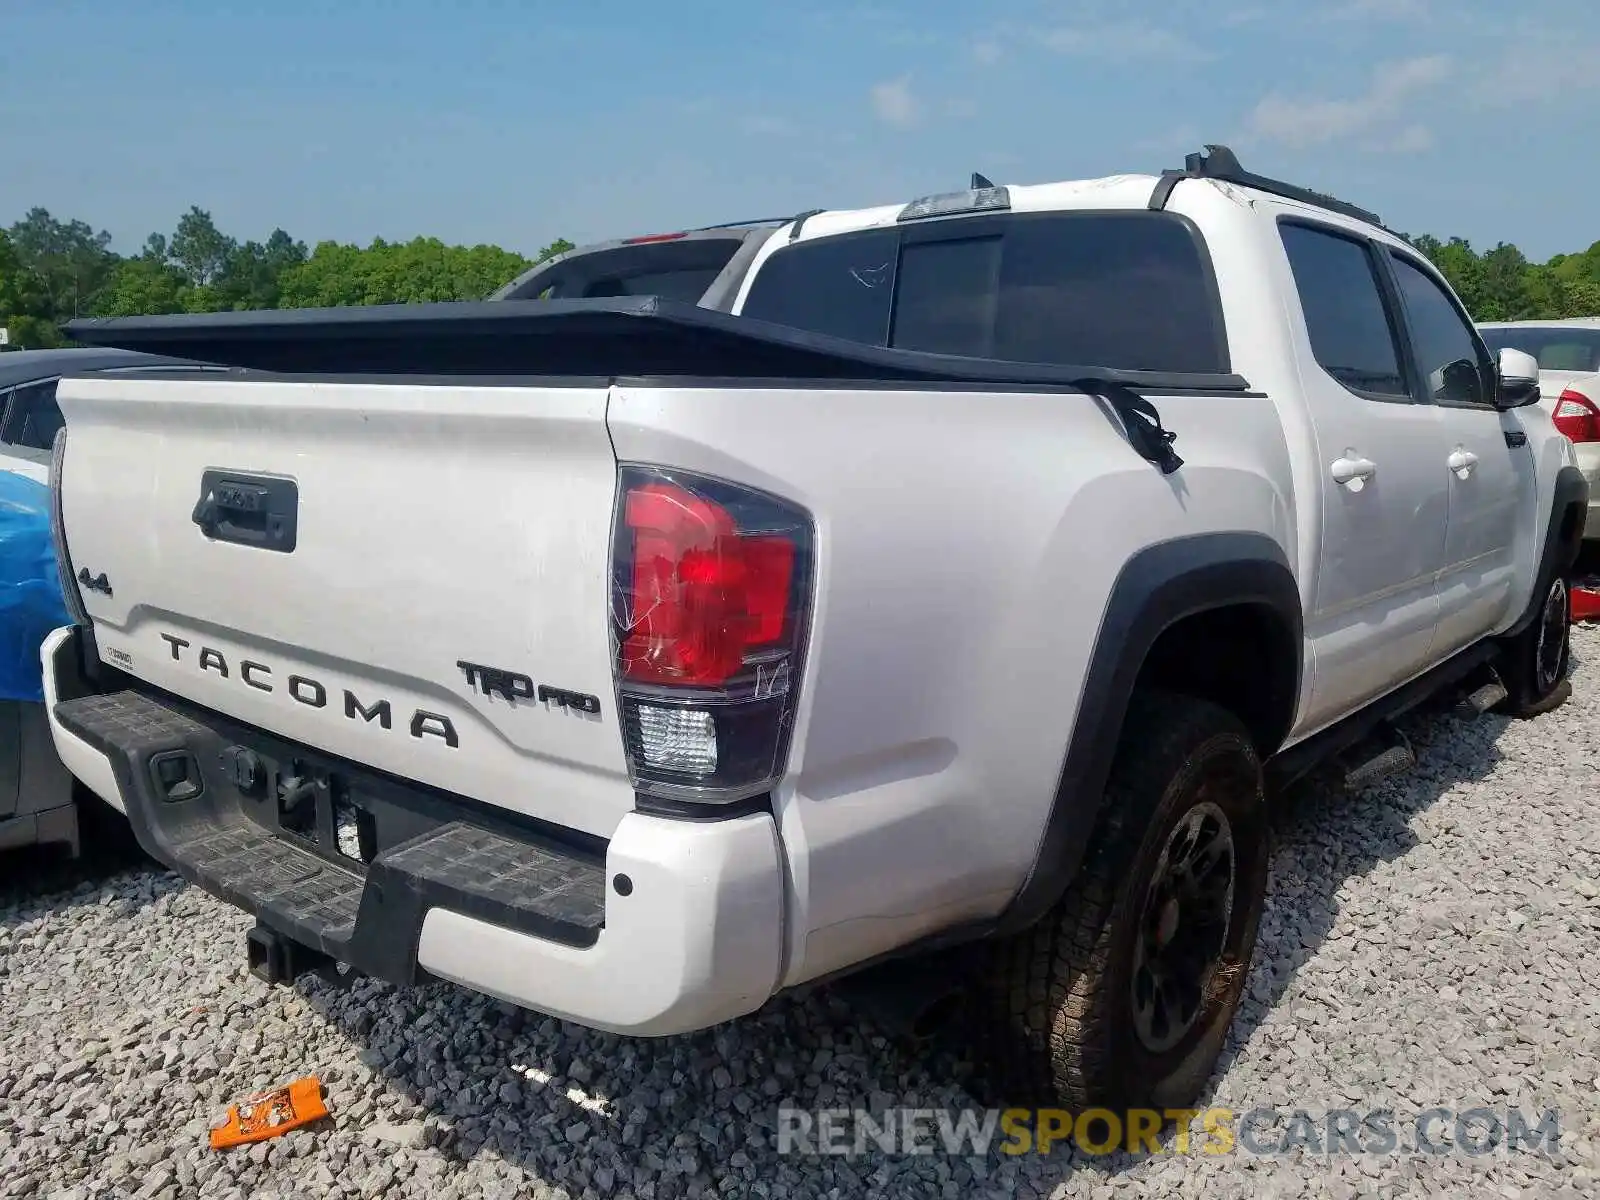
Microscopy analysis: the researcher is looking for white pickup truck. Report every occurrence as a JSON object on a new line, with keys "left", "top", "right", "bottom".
{"left": 42, "top": 146, "right": 1585, "bottom": 1111}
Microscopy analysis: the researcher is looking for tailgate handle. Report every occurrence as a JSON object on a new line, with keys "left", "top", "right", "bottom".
{"left": 192, "top": 470, "right": 299, "bottom": 554}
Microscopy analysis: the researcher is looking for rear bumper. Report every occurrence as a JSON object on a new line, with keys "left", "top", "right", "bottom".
{"left": 40, "top": 625, "right": 786, "bottom": 1036}
{"left": 1574, "top": 442, "right": 1600, "bottom": 539}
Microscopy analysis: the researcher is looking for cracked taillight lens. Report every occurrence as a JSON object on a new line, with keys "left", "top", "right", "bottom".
{"left": 610, "top": 465, "right": 814, "bottom": 808}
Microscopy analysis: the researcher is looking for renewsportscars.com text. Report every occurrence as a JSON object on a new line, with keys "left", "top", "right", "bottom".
{"left": 775, "top": 1106, "right": 1563, "bottom": 1158}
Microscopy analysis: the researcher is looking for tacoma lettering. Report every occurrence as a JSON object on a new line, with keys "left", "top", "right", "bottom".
{"left": 159, "top": 635, "right": 457, "bottom": 748}
{"left": 344, "top": 692, "right": 392, "bottom": 729}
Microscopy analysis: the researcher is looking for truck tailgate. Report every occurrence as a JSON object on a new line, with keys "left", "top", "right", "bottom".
{"left": 53, "top": 374, "right": 633, "bottom": 838}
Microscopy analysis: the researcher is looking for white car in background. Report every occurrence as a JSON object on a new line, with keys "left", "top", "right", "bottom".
{"left": 1478, "top": 319, "right": 1600, "bottom": 538}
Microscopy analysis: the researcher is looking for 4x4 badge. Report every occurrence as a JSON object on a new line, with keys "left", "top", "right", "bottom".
{"left": 77, "top": 568, "right": 113, "bottom": 596}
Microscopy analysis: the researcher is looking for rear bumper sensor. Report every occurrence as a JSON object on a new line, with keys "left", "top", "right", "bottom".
{"left": 41, "top": 625, "right": 787, "bottom": 1035}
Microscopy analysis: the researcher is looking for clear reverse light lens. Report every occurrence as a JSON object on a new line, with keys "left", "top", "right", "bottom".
{"left": 636, "top": 705, "right": 719, "bottom": 776}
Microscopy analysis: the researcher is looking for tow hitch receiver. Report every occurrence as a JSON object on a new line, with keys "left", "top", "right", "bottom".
{"left": 246, "top": 923, "right": 334, "bottom": 986}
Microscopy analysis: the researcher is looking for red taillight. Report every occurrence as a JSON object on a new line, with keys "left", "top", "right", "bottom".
{"left": 622, "top": 232, "right": 688, "bottom": 244}
{"left": 619, "top": 481, "right": 796, "bottom": 686}
{"left": 612, "top": 466, "right": 813, "bottom": 804}
{"left": 1553, "top": 389, "right": 1600, "bottom": 443}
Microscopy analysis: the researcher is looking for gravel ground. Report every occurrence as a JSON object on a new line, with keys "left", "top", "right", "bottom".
{"left": 4, "top": 632, "right": 1600, "bottom": 1199}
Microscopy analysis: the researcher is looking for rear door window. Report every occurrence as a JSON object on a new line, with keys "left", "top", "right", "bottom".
{"left": 1279, "top": 222, "right": 1409, "bottom": 399}
{"left": 739, "top": 212, "right": 1228, "bottom": 374}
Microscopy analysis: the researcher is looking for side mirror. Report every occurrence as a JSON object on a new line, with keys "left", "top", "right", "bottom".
{"left": 1495, "top": 347, "right": 1541, "bottom": 410}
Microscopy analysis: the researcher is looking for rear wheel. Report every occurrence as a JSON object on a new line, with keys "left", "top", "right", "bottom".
{"left": 976, "top": 691, "right": 1270, "bottom": 1110}
{"left": 1497, "top": 576, "right": 1572, "bottom": 718}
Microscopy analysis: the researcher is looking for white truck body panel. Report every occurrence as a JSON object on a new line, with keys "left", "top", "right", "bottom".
{"left": 41, "top": 159, "right": 1584, "bottom": 1038}
{"left": 55, "top": 376, "right": 634, "bottom": 838}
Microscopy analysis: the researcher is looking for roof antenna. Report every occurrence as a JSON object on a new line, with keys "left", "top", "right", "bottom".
{"left": 970, "top": 172, "right": 995, "bottom": 190}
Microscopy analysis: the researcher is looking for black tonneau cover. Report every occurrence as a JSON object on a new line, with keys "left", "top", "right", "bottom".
{"left": 63, "top": 298, "right": 1250, "bottom": 393}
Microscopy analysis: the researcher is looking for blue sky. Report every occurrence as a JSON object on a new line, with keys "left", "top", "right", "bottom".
{"left": 3, "top": 0, "right": 1597, "bottom": 262}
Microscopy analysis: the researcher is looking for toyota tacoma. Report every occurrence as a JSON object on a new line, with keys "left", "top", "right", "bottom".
{"left": 40, "top": 146, "right": 1585, "bottom": 1109}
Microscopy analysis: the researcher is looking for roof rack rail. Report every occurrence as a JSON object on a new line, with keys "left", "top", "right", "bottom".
{"left": 1148, "top": 143, "right": 1383, "bottom": 227}
{"left": 787, "top": 208, "right": 827, "bottom": 241}
{"left": 687, "top": 216, "right": 794, "bottom": 231}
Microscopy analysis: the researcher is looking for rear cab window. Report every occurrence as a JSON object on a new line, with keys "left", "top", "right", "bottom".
{"left": 737, "top": 210, "right": 1230, "bottom": 374}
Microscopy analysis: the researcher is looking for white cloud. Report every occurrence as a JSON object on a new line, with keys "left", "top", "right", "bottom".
{"left": 1245, "top": 55, "right": 1451, "bottom": 149}
{"left": 1478, "top": 45, "right": 1600, "bottom": 106}
{"left": 739, "top": 115, "right": 801, "bottom": 138}
{"left": 1133, "top": 126, "right": 1205, "bottom": 154}
{"left": 1372, "top": 123, "right": 1434, "bottom": 153}
{"left": 1326, "top": 0, "right": 1430, "bottom": 19}
{"left": 972, "top": 39, "right": 1003, "bottom": 66}
{"left": 1040, "top": 22, "right": 1212, "bottom": 62}
{"left": 870, "top": 76, "right": 921, "bottom": 129}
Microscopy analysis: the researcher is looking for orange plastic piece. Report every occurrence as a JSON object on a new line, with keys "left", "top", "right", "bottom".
{"left": 208, "top": 1076, "right": 329, "bottom": 1149}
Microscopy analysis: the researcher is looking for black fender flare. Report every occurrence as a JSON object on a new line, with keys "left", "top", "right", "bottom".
{"left": 994, "top": 531, "right": 1303, "bottom": 937}
{"left": 1503, "top": 464, "right": 1588, "bottom": 640}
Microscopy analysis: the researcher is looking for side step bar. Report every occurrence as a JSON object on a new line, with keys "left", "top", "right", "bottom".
{"left": 1267, "top": 641, "right": 1498, "bottom": 792}
{"left": 1340, "top": 726, "right": 1414, "bottom": 792}
{"left": 1456, "top": 678, "right": 1509, "bottom": 718}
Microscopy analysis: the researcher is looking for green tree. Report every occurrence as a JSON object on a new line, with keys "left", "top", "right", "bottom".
{"left": 201, "top": 229, "right": 309, "bottom": 312}
{"left": 275, "top": 240, "right": 375, "bottom": 308}
{"left": 0, "top": 229, "right": 59, "bottom": 348}
{"left": 7, "top": 200, "right": 579, "bottom": 323}
{"left": 1422, "top": 237, "right": 1487, "bottom": 314}
{"left": 537, "top": 238, "right": 575, "bottom": 262}
{"left": 276, "top": 236, "right": 536, "bottom": 308}
{"left": 170, "top": 206, "right": 236, "bottom": 289}
{"left": 90, "top": 256, "right": 190, "bottom": 317}
{"left": 1476, "top": 243, "right": 1534, "bottom": 321}
{"left": 5, "top": 207, "right": 119, "bottom": 324}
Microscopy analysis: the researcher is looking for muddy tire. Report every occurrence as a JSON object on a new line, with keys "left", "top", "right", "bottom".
{"left": 976, "top": 691, "right": 1270, "bottom": 1110}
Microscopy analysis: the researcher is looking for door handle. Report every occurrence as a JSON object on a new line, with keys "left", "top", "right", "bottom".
{"left": 192, "top": 470, "right": 300, "bottom": 554}
{"left": 1331, "top": 456, "right": 1378, "bottom": 491}
{"left": 1447, "top": 448, "right": 1479, "bottom": 479}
